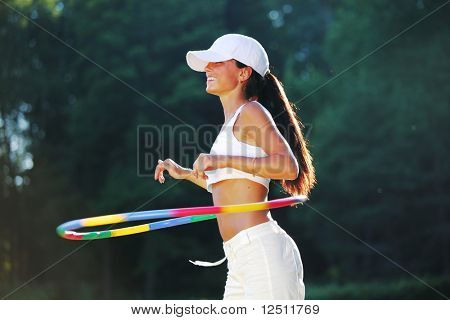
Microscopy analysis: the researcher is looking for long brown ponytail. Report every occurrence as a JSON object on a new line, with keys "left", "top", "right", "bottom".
{"left": 235, "top": 60, "right": 316, "bottom": 197}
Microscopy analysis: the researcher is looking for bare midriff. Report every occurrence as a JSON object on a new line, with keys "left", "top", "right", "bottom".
{"left": 212, "top": 178, "right": 271, "bottom": 242}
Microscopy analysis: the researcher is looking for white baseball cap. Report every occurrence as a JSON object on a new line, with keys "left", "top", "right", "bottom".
{"left": 186, "top": 34, "right": 269, "bottom": 77}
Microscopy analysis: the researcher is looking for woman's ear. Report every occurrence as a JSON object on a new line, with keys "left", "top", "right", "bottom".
{"left": 239, "top": 66, "right": 252, "bottom": 82}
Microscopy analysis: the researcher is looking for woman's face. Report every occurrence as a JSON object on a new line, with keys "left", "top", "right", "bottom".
{"left": 204, "top": 59, "right": 246, "bottom": 96}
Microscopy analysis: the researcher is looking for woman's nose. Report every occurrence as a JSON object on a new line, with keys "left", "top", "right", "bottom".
{"left": 205, "top": 62, "right": 214, "bottom": 71}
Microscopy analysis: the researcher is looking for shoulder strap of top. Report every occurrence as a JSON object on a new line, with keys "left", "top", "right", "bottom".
{"left": 227, "top": 103, "right": 247, "bottom": 129}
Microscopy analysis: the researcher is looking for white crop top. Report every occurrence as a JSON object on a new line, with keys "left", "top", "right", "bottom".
{"left": 204, "top": 102, "right": 271, "bottom": 193}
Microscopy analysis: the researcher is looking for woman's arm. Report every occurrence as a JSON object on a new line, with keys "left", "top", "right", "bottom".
{"left": 182, "top": 168, "right": 208, "bottom": 190}
{"left": 215, "top": 154, "right": 298, "bottom": 180}
{"left": 215, "top": 102, "right": 299, "bottom": 180}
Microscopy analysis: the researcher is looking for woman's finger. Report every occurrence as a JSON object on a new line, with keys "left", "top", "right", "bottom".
{"left": 154, "top": 162, "right": 162, "bottom": 180}
{"left": 157, "top": 160, "right": 165, "bottom": 183}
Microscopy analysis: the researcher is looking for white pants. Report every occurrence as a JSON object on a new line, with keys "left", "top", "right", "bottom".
{"left": 222, "top": 219, "right": 305, "bottom": 300}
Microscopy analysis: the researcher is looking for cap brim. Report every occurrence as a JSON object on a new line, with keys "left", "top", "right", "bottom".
{"left": 186, "top": 50, "right": 230, "bottom": 72}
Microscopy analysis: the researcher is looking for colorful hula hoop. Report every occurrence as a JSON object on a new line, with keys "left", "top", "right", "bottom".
{"left": 56, "top": 195, "right": 307, "bottom": 241}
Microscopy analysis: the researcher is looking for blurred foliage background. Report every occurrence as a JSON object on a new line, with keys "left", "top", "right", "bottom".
{"left": 0, "top": 0, "right": 449, "bottom": 299}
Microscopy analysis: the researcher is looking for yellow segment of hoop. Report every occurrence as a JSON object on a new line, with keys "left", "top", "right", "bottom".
{"left": 82, "top": 214, "right": 126, "bottom": 227}
{"left": 110, "top": 224, "right": 150, "bottom": 237}
{"left": 220, "top": 202, "right": 268, "bottom": 214}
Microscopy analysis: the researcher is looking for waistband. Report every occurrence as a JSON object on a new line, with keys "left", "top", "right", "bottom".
{"left": 223, "top": 219, "right": 284, "bottom": 258}
{"left": 188, "top": 219, "right": 284, "bottom": 267}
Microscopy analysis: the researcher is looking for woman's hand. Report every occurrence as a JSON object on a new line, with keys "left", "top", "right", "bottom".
{"left": 154, "top": 158, "right": 189, "bottom": 183}
{"left": 192, "top": 153, "right": 217, "bottom": 180}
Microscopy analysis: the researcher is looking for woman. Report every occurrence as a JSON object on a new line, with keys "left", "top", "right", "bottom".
{"left": 154, "top": 34, "right": 316, "bottom": 299}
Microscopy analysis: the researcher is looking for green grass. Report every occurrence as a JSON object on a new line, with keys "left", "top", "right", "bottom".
{"left": 2, "top": 276, "right": 449, "bottom": 299}
{"left": 306, "top": 276, "right": 450, "bottom": 299}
